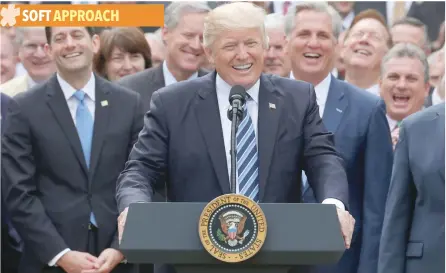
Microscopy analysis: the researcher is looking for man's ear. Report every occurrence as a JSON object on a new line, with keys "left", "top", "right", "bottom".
{"left": 161, "top": 26, "right": 169, "bottom": 46}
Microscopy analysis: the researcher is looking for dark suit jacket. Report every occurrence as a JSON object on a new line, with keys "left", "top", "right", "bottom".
{"left": 302, "top": 77, "right": 393, "bottom": 273}
{"left": 1, "top": 93, "right": 22, "bottom": 273}
{"left": 116, "top": 70, "right": 349, "bottom": 214}
{"left": 407, "top": 1, "right": 445, "bottom": 42}
{"left": 117, "top": 64, "right": 209, "bottom": 113}
{"left": 354, "top": 2, "right": 387, "bottom": 22}
{"left": 1, "top": 74, "right": 143, "bottom": 273}
{"left": 378, "top": 103, "right": 445, "bottom": 273}
{"left": 117, "top": 64, "right": 208, "bottom": 206}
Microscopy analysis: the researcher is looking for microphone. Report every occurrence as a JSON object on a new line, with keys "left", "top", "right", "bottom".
{"left": 227, "top": 85, "right": 246, "bottom": 121}
{"left": 227, "top": 85, "right": 247, "bottom": 194}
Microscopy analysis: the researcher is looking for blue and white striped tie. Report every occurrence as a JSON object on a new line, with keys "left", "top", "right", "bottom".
{"left": 236, "top": 98, "right": 259, "bottom": 202}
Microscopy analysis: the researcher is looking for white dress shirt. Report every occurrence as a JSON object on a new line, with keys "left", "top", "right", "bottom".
{"left": 216, "top": 74, "right": 259, "bottom": 194}
{"left": 289, "top": 72, "right": 331, "bottom": 117}
{"left": 386, "top": 114, "right": 399, "bottom": 131}
{"left": 217, "top": 73, "right": 345, "bottom": 210}
{"left": 48, "top": 72, "right": 96, "bottom": 266}
{"left": 163, "top": 61, "right": 198, "bottom": 87}
{"left": 27, "top": 75, "right": 37, "bottom": 89}
{"left": 342, "top": 11, "right": 355, "bottom": 31}
{"left": 366, "top": 84, "right": 380, "bottom": 97}
{"left": 432, "top": 87, "right": 443, "bottom": 106}
{"left": 14, "top": 63, "right": 27, "bottom": 78}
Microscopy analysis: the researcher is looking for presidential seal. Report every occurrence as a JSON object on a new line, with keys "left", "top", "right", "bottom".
{"left": 198, "top": 194, "right": 267, "bottom": 263}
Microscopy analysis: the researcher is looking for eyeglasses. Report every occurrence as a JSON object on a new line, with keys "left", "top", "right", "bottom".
{"left": 22, "top": 43, "right": 46, "bottom": 54}
{"left": 349, "top": 31, "right": 384, "bottom": 42}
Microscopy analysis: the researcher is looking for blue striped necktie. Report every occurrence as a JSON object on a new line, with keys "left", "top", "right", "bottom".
{"left": 236, "top": 97, "right": 259, "bottom": 202}
{"left": 73, "top": 90, "right": 97, "bottom": 227}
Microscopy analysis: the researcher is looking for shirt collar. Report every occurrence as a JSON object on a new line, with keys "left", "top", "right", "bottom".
{"left": 343, "top": 11, "right": 355, "bottom": 30}
{"left": 314, "top": 73, "right": 331, "bottom": 104}
{"left": 386, "top": 114, "right": 399, "bottom": 130}
{"left": 289, "top": 72, "right": 331, "bottom": 103}
{"left": 216, "top": 73, "right": 260, "bottom": 105}
{"left": 163, "top": 61, "right": 198, "bottom": 86}
{"left": 26, "top": 75, "right": 37, "bottom": 89}
{"left": 57, "top": 72, "right": 96, "bottom": 101}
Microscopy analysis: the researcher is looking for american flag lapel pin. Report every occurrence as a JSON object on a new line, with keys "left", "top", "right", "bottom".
{"left": 269, "top": 103, "right": 276, "bottom": 110}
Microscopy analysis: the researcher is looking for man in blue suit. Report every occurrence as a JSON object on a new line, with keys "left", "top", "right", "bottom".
{"left": 116, "top": 2, "right": 356, "bottom": 273}
{"left": 1, "top": 92, "right": 22, "bottom": 273}
{"left": 286, "top": 2, "right": 393, "bottom": 273}
{"left": 378, "top": 103, "right": 445, "bottom": 273}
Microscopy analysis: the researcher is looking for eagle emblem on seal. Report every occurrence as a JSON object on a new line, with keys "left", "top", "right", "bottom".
{"left": 217, "top": 210, "right": 251, "bottom": 247}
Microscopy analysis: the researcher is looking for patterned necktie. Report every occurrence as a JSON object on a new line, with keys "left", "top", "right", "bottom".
{"left": 236, "top": 97, "right": 259, "bottom": 202}
{"left": 73, "top": 90, "right": 97, "bottom": 226}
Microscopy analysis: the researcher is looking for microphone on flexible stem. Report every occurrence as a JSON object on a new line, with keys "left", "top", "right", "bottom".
{"left": 227, "top": 85, "right": 247, "bottom": 194}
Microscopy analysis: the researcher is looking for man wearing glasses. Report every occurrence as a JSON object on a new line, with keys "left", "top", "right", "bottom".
{"left": 1, "top": 27, "right": 55, "bottom": 97}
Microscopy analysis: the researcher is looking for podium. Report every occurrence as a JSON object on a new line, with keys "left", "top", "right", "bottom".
{"left": 119, "top": 202, "right": 345, "bottom": 273}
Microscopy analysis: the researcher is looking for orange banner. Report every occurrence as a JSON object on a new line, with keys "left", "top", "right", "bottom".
{"left": 0, "top": 4, "right": 164, "bottom": 27}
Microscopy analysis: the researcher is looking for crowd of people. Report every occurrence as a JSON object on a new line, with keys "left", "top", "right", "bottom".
{"left": 0, "top": 1, "right": 445, "bottom": 273}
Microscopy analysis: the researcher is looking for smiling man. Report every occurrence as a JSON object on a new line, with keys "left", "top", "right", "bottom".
{"left": 263, "top": 13, "right": 291, "bottom": 77}
{"left": 380, "top": 43, "right": 430, "bottom": 149}
{"left": 343, "top": 10, "right": 392, "bottom": 96}
{"left": 1, "top": 27, "right": 55, "bottom": 97}
{"left": 116, "top": 3, "right": 355, "bottom": 273}
{"left": 1, "top": 26, "right": 143, "bottom": 273}
{"left": 286, "top": 3, "right": 393, "bottom": 273}
{"left": 118, "top": 2, "right": 211, "bottom": 112}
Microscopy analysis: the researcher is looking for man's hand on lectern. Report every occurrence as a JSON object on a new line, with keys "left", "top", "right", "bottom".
{"left": 336, "top": 208, "right": 355, "bottom": 249}
{"left": 118, "top": 207, "right": 129, "bottom": 244}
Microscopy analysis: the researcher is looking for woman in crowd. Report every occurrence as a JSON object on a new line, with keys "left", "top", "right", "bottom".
{"left": 94, "top": 27, "right": 152, "bottom": 81}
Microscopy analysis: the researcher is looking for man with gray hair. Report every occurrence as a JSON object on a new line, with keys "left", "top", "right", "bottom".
{"left": 380, "top": 43, "right": 431, "bottom": 149}
{"left": 118, "top": 2, "right": 210, "bottom": 112}
{"left": 286, "top": 2, "right": 393, "bottom": 273}
{"left": 263, "top": 13, "right": 291, "bottom": 77}
{"left": 116, "top": 2, "right": 355, "bottom": 273}
{"left": 1, "top": 27, "right": 55, "bottom": 97}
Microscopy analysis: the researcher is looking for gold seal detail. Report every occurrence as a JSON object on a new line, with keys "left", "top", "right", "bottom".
{"left": 198, "top": 194, "right": 267, "bottom": 263}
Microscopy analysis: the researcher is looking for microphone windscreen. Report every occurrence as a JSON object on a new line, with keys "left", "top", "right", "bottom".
{"left": 229, "top": 85, "right": 246, "bottom": 104}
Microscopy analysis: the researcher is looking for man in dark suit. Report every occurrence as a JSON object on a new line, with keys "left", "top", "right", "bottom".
{"left": 286, "top": 3, "right": 393, "bottom": 273}
{"left": 117, "top": 1, "right": 211, "bottom": 113}
{"left": 1, "top": 93, "right": 22, "bottom": 273}
{"left": 378, "top": 102, "right": 445, "bottom": 273}
{"left": 1, "top": 27, "right": 143, "bottom": 273}
{"left": 116, "top": 3, "right": 355, "bottom": 273}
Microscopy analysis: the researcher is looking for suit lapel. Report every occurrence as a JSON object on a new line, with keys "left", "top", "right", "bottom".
{"left": 198, "top": 68, "right": 209, "bottom": 77}
{"left": 323, "top": 76, "right": 348, "bottom": 133}
{"left": 46, "top": 74, "right": 88, "bottom": 176}
{"left": 195, "top": 72, "right": 230, "bottom": 194}
{"left": 151, "top": 65, "right": 166, "bottom": 91}
{"left": 89, "top": 76, "right": 111, "bottom": 182}
{"left": 258, "top": 75, "right": 280, "bottom": 201}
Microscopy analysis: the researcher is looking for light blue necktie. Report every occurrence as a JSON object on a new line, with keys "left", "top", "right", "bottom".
{"left": 236, "top": 98, "right": 259, "bottom": 202}
{"left": 73, "top": 90, "right": 97, "bottom": 227}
